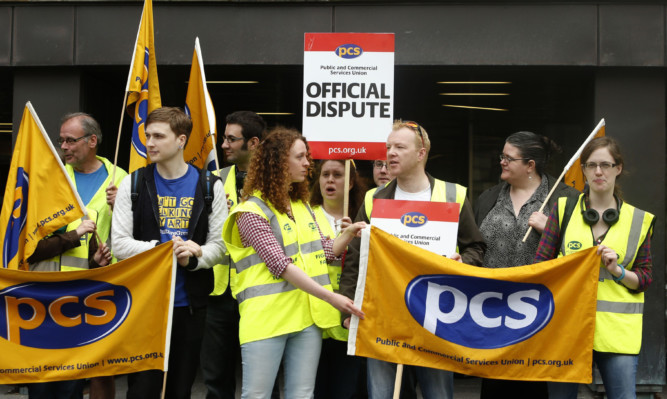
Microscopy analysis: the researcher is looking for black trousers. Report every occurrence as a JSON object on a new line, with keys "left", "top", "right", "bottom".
{"left": 200, "top": 289, "right": 240, "bottom": 399}
{"left": 127, "top": 306, "right": 207, "bottom": 399}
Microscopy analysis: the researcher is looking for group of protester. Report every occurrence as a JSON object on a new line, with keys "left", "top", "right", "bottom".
{"left": 26, "top": 106, "right": 654, "bottom": 399}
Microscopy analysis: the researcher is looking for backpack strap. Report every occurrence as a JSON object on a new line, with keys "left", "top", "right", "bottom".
{"left": 130, "top": 168, "right": 145, "bottom": 212}
{"left": 200, "top": 169, "right": 215, "bottom": 215}
{"left": 556, "top": 195, "right": 578, "bottom": 255}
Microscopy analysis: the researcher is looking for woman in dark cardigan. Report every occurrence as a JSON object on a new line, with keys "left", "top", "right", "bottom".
{"left": 473, "top": 131, "right": 579, "bottom": 398}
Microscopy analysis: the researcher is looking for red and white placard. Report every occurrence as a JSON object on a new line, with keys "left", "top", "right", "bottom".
{"left": 371, "top": 199, "right": 460, "bottom": 257}
{"left": 303, "top": 33, "right": 394, "bottom": 160}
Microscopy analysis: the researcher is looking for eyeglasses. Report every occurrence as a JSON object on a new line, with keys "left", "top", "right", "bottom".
{"left": 499, "top": 154, "right": 530, "bottom": 163}
{"left": 373, "top": 160, "right": 388, "bottom": 169}
{"left": 582, "top": 162, "right": 617, "bottom": 171}
{"left": 57, "top": 133, "right": 92, "bottom": 146}
{"left": 404, "top": 121, "right": 425, "bottom": 149}
{"left": 223, "top": 135, "right": 244, "bottom": 144}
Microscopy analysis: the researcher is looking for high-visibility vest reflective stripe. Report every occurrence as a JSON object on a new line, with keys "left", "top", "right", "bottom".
{"left": 365, "top": 180, "right": 466, "bottom": 220}
{"left": 66, "top": 157, "right": 127, "bottom": 251}
{"left": 209, "top": 166, "right": 237, "bottom": 296}
{"left": 222, "top": 193, "right": 338, "bottom": 344}
{"left": 559, "top": 194, "right": 654, "bottom": 354}
{"left": 311, "top": 205, "right": 348, "bottom": 341}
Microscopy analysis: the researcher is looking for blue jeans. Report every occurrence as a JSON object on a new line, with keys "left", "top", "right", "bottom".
{"left": 548, "top": 351, "right": 638, "bottom": 399}
{"left": 241, "top": 324, "right": 322, "bottom": 399}
{"left": 366, "top": 358, "right": 453, "bottom": 399}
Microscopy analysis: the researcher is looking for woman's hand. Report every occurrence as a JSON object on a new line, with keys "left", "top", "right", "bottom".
{"left": 597, "top": 244, "right": 621, "bottom": 275}
{"left": 328, "top": 292, "right": 365, "bottom": 319}
{"left": 341, "top": 221, "right": 367, "bottom": 239}
{"left": 528, "top": 212, "right": 548, "bottom": 234}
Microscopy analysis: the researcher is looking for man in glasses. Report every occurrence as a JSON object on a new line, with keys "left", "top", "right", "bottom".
{"left": 372, "top": 159, "right": 392, "bottom": 187}
{"left": 26, "top": 113, "right": 128, "bottom": 398}
{"left": 201, "top": 110, "right": 267, "bottom": 399}
{"left": 340, "top": 119, "right": 486, "bottom": 399}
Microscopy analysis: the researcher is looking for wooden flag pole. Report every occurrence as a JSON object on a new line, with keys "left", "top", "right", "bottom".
{"left": 112, "top": 90, "right": 130, "bottom": 183}
{"left": 343, "top": 159, "right": 351, "bottom": 218}
{"left": 392, "top": 364, "right": 404, "bottom": 399}
{"left": 521, "top": 168, "right": 567, "bottom": 242}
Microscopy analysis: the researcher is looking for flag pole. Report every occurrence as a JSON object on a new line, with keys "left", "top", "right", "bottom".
{"left": 196, "top": 37, "right": 220, "bottom": 173}
{"left": 343, "top": 159, "right": 351, "bottom": 218}
{"left": 521, "top": 118, "right": 605, "bottom": 242}
{"left": 112, "top": 91, "right": 130, "bottom": 183}
{"left": 392, "top": 364, "right": 404, "bottom": 399}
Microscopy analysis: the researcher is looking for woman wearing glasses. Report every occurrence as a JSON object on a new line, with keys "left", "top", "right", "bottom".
{"left": 534, "top": 137, "right": 655, "bottom": 399}
{"left": 222, "top": 127, "right": 365, "bottom": 399}
{"left": 473, "top": 131, "right": 578, "bottom": 398}
{"left": 309, "top": 159, "right": 368, "bottom": 398}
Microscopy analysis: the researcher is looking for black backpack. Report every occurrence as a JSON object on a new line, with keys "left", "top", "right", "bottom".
{"left": 130, "top": 167, "right": 215, "bottom": 214}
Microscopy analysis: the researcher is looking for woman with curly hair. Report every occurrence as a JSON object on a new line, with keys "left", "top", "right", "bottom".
{"left": 222, "top": 127, "right": 366, "bottom": 399}
{"left": 310, "top": 160, "right": 368, "bottom": 399}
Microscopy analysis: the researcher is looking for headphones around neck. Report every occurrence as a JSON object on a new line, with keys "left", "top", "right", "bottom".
{"left": 580, "top": 195, "right": 621, "bottom": 226}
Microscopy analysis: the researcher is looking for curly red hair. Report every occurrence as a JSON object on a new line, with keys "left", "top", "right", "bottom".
{"left": 242, "top": 127, "right": 313, "bottom": 214}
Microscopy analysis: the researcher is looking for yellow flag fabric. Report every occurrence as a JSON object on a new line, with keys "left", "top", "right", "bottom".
{"left": 127, "top": 0, "right": 162, "bottom": 173}
{"left": 184, "top": 37, "right": 218, "bottom": 171}
{"left": 0, "top": 242, "right": 175, "bottom": 383}
{"left": 0, "top": 103, "right": 85, "bottom": 270}
{"left": 349, "top": 227, "right": 600, "bottom": 383}
{"left": 563, "top": 125, "right": 605, "bottom": 191}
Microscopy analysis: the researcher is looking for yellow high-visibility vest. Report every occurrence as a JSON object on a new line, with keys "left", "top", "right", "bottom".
{"left": 222, "top": 193, "right": 339, "bottom": 345}
{"left": 364, "top": 179, "right": 467, "bottom": 220}
{"left": 559, "top": 194, "right": 654, "bottom": 354}
{"left": 312, "top": 205, "right": 348, "bottom": 341}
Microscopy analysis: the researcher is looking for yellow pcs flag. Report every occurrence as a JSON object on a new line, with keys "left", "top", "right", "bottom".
{"left": 349, "top": 226, "right": 600, "bottom": 383}
{"left": 0, "top": 242, "right": 176, "bottom": 383}
{"left": 126, "top": 0, "right": 162, "bottom": 173}
{"left": 0, "top": 103, "right": 85, "bottom": 270}
{"left": 563, "top": 123, "right": 605, "bottom": 191}
{"left": 184, "top": 37, "right": 218, "bottom": 171}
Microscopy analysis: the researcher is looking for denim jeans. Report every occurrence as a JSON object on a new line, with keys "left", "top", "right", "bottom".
{"left": 548, "top": 351, "right": 638, "bottom": 399}
{"left": 241, "top": 324, "right": 322, "bottom": 399}
{"left": 366, "top": 358, "right": 453, "bottom": 399}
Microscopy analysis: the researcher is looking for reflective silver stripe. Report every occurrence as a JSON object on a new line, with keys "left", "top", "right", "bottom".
{"left": 444, "top": 181, "right": 456, "bottom": 203}
{"left": 235, "top": 197, "right": 295, "bottom": 274}
{"left": 597, "top": 300, "right": 643, "bottom": 314}
{"left": 300, "top": 240, "right": 323, "bottom": 255}
{"left": 285, "top": 242, "right": 299, "bottom": 257}
{"left": 236, "top": 273, "right": 332, "bottom": 304}
{"left": 599, "top": 268, "right": 615, "bottom": 281}
{"left": 220, "top": 166, "right": 233, "bottom": 185}
{"left": 247, "top": 197, "right": 284, "bottom": 243}
{"left": 234, "top": 253, "right": 264, "bottom": 273}
{"left": 312, "top": 273, "right": 332, "bottom": 286}
{"left": 236, "top": 281, "right": 296, "bottom": 304}
{"left": 619, "top": 207, "right": 646, "bottom": 268}
{"left": 60, "top": 255, "right": 88, "bottom": 269}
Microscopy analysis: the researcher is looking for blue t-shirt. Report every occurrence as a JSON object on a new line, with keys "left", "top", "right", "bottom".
{"left": 154, "top": 165, "right": 199, "bottom": 307}
{"left": 74, "top": 165, "right": 109, "bottom": 205}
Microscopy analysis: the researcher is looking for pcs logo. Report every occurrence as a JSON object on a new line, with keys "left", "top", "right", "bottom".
{"left": 0, "top": 280, "right": 132, "bottom": 349}
{"left": 3, "top": 168, "right": 29, "bottom": 269}
{"left": 401, "top": 212, "right": 427, "bottom": 227}
{"left": 283, "top": 224, "right": 293, "bottom": 233}
{"left": 405, "top": 275, "right": 554, "bottom": 349}
{"left": 567, "top": 241, "right": 582, "bottom": 251}
{"left": 335, "top": 44, "right": 363, "bottom": 59}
